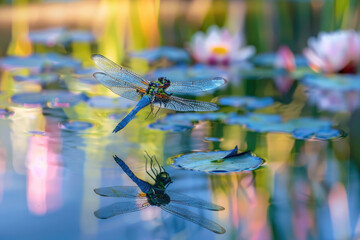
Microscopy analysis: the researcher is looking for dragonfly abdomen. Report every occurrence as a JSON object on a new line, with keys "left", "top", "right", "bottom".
{"left": 112, "top": 95, "right": 152, "bottom": 133}
{"left": 113, "top": 155, "right": 152, "bottom": 194}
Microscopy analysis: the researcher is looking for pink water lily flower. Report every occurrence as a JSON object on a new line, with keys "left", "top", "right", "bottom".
{"left": 303, "top": 30, "right": 360, "bottom": 73}
{"left": 189, "top": 26, "right": 255, "bottom": 65}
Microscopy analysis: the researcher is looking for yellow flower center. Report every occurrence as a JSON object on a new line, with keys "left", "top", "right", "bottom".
{"left": 211, "top": 46, "right": 228, "bottom": 55}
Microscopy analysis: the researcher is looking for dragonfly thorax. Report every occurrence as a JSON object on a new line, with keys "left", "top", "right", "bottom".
{"left": 146, "top": 191, "right": 170, "bottom": 206}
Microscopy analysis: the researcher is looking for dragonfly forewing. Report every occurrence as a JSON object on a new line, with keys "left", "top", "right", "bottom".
{"left": 94, "top": 186, "right": 146, "bottom": 198}
{"left": 160, "top": 203, "right": 226, "bottom": 234}
{"left": 166, "top": 190, "right": 225, "bottom": 211}
{"left": 92, "top": 54, "right": 149, "bottom": 89}
{"left": 166, "top": 77, "right": 227, "bottom": 93}
{"left": 93, "top": 72, "right": 142, "bottom": 101}
{"left": 95, "top": 200, "right": 150, "bottom": 219}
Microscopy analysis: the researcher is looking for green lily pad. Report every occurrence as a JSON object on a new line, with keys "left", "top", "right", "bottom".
{"left": 171, "top": 146, "right": 264, "bottom": 173}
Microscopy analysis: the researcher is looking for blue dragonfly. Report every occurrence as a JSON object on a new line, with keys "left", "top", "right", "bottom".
{"left": 94, "top": 154, "right": 226, "bottom": 234}
{"left": 91, "top": 54, "right": 227, "bottom": 133}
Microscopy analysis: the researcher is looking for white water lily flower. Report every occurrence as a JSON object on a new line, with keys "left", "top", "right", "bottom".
{"left": 303, "top": 30, "right": 360, "bottom": 73}
{"left": 189, "top": 26, "right": 255, "bottom": 65}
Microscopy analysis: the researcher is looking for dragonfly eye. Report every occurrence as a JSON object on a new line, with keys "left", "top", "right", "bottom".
{"left": 158, "top": 77, "right": 168, "bottom": 84}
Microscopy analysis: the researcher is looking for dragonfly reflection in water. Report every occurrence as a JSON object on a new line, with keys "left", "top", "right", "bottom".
{"left": 94, "top": 154, "right": 226, "bottom": 234}
{"left": 91, "top": 54, "right": 227, "bottom": 133}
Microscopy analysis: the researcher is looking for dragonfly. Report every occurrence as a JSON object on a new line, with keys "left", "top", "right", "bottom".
{"left": 91, "top": 54, "right": 227, "bottom": 133}
{"left": 94, "top": 153, "right": 226, "bottom": 234}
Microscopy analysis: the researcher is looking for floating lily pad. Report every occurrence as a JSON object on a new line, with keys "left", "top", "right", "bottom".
{"left": 292, "top": 128, "right": 344, "bottom": 140}
{"left": 165, "top": 112, "right": 228, "bottom": 123}
{"left": 203, "top": 137, "right": 223, "bottom": 142}
{"left": 130, "top": 46, "right": 190, "bottom": 63}
{"left": 0, "top": 53, "right": 81, "bottom": 72}
{"left": 13, "top": 73, "right": 59, "bottom": 85}
{"left": 11, "top": 91, "right": 88, "bottom": 107}
{"left": 302, "top": 74, "right": 360, "bottom": 91}
{"left": 87, "top": 96, "right": 136, "bottom": 109}
{"left": 171, "top": 146, "right": 264, "bottom": 173}
{"left": 253, "top": 53, "right": 308, "bottom": 68}
{"left": 219, "top": 96, "right": 274, "bottom": 110}
{"left": 59, "top": 121, "right": 93, "bottom": 131}
{"left": 226, "top": 113, "right": 343, "bottom": 140}
{"left": 29, "top": 28, "right": 95, "bottom": 46}
{"left": 0, "top": 108, "right": 14, "bottom": 118}
{"left": 148, "top": 119, "right": 194, "bottom": 132}
{"left": 226, "top": 113, "right": 282, "bottom": 126}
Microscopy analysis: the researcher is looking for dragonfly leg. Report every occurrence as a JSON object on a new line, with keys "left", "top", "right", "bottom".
{"left": 144, "top": 152, "right": 156, "bottom": 181}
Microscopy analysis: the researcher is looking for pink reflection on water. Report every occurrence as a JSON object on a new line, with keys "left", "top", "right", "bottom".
{"left": 0, "top": 147, "right": 6, "bottom": 204}
{"left": 329, "top": 183, "right": 351, "bottom": 239}
{"left": 292, "top": 180, "right": 311, "bottom": 240}
{"left": 26, "top": 119, "right": 62, "bottom": 215}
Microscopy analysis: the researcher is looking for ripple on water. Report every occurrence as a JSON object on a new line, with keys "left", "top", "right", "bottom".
{"left": 59, "top": 121, "right": 93, "bottom": 131}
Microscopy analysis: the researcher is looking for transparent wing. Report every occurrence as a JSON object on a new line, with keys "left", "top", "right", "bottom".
{"left": 160, "top": 203, "right": 226, "bottom": 234}
{"left": 92, "top": 54, "right": 149, "bottom": 89}
{"left": 167, "top": 77, "right": 227, "bottom": 93}
{"left": 166, "top": 190, "right": 225, "bottom": 211}
{"left": 93, "top": 72, "right": 142, "bottom": 101}
{"left": 94, "top": 186, "right": 146, "bottom": 199}
{"left": 153, "top": 95, "right": 219, "bottom": 112}
{"left": 94, "top": 200, "right": 150, "bottom": 219}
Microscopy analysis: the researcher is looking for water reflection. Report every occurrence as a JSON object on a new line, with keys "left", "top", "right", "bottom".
{"left": 94, "top": 155, "right": 225, "bottom": 234}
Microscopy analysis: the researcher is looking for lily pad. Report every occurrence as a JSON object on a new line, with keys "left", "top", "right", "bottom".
{"left": 59, "top": 121, "right": 93, "bottom": 131}
{"left": 226, "top": 113, "right": 343, "bottom": 140}
{"left": 165, "top": 112, "right": 228, "bottom": 123}
{"left": 219, "top": 96, "right": 274, "bottom": 110}
{"left": 302, "top": 74, "right": 360, "bottom": 91}
{"left": 87, "top": 96, "right": 136, "bottom": 109}
{"left": 13, "top": 73, "right": 59, "bottom": 85}
{"left": 130, "top": 46, "right": 190, "bottom": 63}
{"left": 0, "top": 53, "right": 81, "bottom": 72}
{"left": 171, "top": 146, "right": 264, "bottom": 173}
{"left": 11, "top": 91, "right": 88, "bottom": 107}
{"left": 253, "top": 53, "right": 307, "bottom": 68}
{"left": 203, "top": 137, "right": 223, "bottom": 142}
{"left": 292, "top": 128, "right": 344, "bottom": 140}
{"left": 29, "top": 28, "right": 95, "bottom": 46}
{"left": 226, "top": 113, "right": 282, "bottom": 126}
{"left": 148, "top": 119, "right": 194, "bottom": 132}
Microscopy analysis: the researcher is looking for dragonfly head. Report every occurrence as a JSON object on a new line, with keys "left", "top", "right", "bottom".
{"left": 158, "top": 77, "right": 170, "bottom": 87}
{"left": 155, "top": 171, "right": 173, "bottom": 189}
{"left": 144, "top": 151, "right": 172, "bottom": 189}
